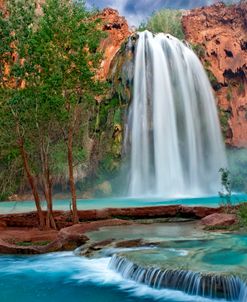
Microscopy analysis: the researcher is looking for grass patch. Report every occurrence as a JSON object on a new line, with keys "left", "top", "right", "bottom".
{"left": 204, "top": 224, "right": 239, "bottom": 232}
{"left": 237, "top": 203, "right": 247, "bottom": 228}
{"left": 191, "top": 43, "right": 206, "bottom": 59}
{"left": 14, "top": 241, "right": 51, "bottom": 247}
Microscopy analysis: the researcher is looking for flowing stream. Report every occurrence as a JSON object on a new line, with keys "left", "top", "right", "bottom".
{"left": 126, "top": 31, "right": 226, "bottom": 197}
{"left": 109, "top": 255, "right": 247, "bottom": 301}
{"left": 0, "top": 252, "right": 242, "bottom": 302}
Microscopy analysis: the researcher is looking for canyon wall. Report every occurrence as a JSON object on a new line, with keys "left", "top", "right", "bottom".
{"left": 96, "top": 8, "right": 131, "bottom": 80}
{"left": 105, "top": 3, "right": 247, "bottom": 148}
{"left": 182, "top": 2, "right": 247, "bottom": 147}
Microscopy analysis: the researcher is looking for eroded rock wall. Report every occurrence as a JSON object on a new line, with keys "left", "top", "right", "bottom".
{"left": 96, "top": 8, "right": 131, "bottom": 80}
{"left": 182, "top": 2, "right": 247, "bottom": 147}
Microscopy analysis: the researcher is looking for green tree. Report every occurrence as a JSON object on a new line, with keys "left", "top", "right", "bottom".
{"left": 140, "top": 9, "right": 185, "bottom": 40}
{"left": 0, "top": 0, "right": 106, "bottom": 227}
{"left": 26, "top": 0, "right": 105, "bottom": 223}
{"left": 0, "top": 0, "right": 46, "bottom": 229}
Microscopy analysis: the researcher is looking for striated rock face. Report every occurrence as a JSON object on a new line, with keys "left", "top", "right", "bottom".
{"left": 182, "top": 2, "right": 247, "bottom": 147}
{"left": 96, "top": 8, "right": 131, "bottom": 80}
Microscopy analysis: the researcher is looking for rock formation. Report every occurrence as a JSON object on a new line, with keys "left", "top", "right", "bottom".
{"left": 182, "top": 2, "right": 247, "bottom": 147}
{"left": 201, "top": 213, "right": 237, "bottom": 227}
{"left": 96, "top": 8, "right": 131, "bottom": 80}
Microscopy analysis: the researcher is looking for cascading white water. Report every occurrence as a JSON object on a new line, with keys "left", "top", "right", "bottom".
{"left": 109, "top": 255, "right": 247, "bottom": 301}
{"left": 126, "top": 30, "right": 226, "bottom": 197}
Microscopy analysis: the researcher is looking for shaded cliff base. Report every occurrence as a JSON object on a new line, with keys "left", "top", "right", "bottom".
{"left": 0, "top": 204, "right": 243, "bottom": 254}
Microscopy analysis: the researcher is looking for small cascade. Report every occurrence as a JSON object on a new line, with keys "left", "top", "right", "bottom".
{"left": 126, "top": 31, "right": 226, "bottom": 197}
{"left": 109, "top": 254, "right": 247, "bottom": 301}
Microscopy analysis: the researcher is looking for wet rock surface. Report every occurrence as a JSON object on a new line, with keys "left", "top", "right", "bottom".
{"left": 76, "top": 238, "right": 159, "bottom": 257}
{"left": 0, "top": 219, "right": 131, "bottom": 254}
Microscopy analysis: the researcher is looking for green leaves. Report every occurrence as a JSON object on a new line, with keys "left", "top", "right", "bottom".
{"left": 140, "top": 9, "right": 185, "bottom": 40}
{"left": 0, "top": 0, "right": 107, "bottom": 199}
{"left": 219, "top": 168, "right": 232, "bottom": 207}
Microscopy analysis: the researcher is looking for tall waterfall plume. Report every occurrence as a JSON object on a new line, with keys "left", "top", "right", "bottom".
{"left": 126, "top": 31, "right": 226, "bottom": 197}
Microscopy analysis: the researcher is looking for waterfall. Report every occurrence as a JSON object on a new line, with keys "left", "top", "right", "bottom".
{"left": 126, "top": 31, "right": 226, "bottom": 197}
{"left": 109, "top": 255, "right": 247, "bottom": 301}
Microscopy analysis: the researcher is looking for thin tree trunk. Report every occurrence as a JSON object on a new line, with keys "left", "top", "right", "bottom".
{"left": 18, "top": 139, "right": 45, "bottom": 229}
{"left": 68, "top": 124, "right": 78, "bottom": 224}
{"left": 40, "top": 141, "right": 56, "bottom": 229}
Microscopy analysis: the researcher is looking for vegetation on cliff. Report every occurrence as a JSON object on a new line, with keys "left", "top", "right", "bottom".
{"left": 139, "top": 9, "right": 184, "bottom": 40}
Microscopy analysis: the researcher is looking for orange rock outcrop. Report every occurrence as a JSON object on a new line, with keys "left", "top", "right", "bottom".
{"left": 183, "top": 2, "right": 247, "bottom": 147}
{"left": 96, "top": 8, "right": 131, "bottom": 80}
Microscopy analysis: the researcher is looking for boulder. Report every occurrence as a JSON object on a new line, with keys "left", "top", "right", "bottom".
{"left": 201, "top": 213, "right": 237, "bottom": 227}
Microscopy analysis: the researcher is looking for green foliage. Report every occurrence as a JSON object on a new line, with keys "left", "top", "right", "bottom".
{"left": 113, "top": 108, "right": 122, "bottom": 125}
{"left": 0, "top": 0, "right": 107, "bottom": 199}
{"left": 238, "top": 81, "right": 245, "bottom": 95}
{"left": 206, "top": 69, "right": 219, "bottom": 89}
{"left": 219, "top": 168, "right": 232, "bottom": 207}
{"left": 13, "top": 240, "right": 51, "bottom": 246}
{"left": 219, "top": 109, "right": 231, "bottom": 138}
{"left": 204, "top": 224, "right": 239, "bottom": 231}
{"left": 227, "top": 148, "right": 247, "bottom": 192}
{"left": 238, "top": 203, "right": 247, "bottom": 228}
{"left": 140, "top": 9, "right": 185, "bottom": 40}
{"left": 226, "top": 85, "right": 232, "bottom": 102}
{"left": 191, "top": 44, "right": 206, "bottom": 59}
{"left": 97, "top": 97, "right": 120, "bottom": 130}
{"left": 100, "top": 154, "right": 119, "bottom": 174}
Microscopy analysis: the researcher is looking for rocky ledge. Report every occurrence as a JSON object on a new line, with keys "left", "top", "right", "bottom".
{"left": 0, "top": 205, "right": 236, "bottom": 254}
{"left": 0, "top": 205, "right": 221, "bottom": 228}
{"left": 0, "top": 219, "right": 131, "bottom": 254}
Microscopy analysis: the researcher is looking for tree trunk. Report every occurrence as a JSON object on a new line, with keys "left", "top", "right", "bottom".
{"left": 42, "top": 174, "right": 56, "bottom": 230}
{"left": 68, "top": 124, "right": 78, "bottom": 224}
{"left": 40, "top": 141, "right": 56, "bottom": 229}
{"left": 19, "top": 139, "right": 45, "bottom": 229}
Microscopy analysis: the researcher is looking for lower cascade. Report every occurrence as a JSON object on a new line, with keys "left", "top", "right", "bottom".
{"left": 109, "top": 255, "right": 247, "bottom": 301}
{"left": 126, "top": 31, "right": 226, "bottom": 197}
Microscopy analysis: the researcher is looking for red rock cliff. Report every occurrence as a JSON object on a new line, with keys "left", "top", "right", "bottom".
{"left": 183, "top": 2, "right": 247, "bottom": 147}
{"left": 96, "top": 8, "right": 131, "bottom": 80}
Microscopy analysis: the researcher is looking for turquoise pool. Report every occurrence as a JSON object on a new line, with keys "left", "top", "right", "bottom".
{"left": 0, "top": 194, "right": 247, "bottom": 214}
{"left": 0, "top": 252, "right": 234, "bottom": 302}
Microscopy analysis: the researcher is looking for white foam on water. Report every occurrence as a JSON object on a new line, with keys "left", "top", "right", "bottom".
{"left": 69, "top": 254, "right": 229, "bottom": 302}
{"left": 0, "top": 252, "right": 242, "bottom": 302}
{"left": 165, "top": 248, "right": 189, "bottom": 256}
